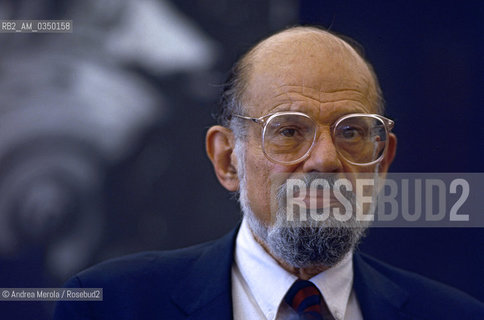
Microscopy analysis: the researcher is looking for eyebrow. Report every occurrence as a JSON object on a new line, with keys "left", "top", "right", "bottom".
{"left": 267, "top": 104, "right": 370, "bottom": 120}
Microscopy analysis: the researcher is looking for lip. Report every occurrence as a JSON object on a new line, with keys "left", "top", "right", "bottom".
{"left": 288, "top": 189, "right": 341, "bottom": 209}
{"left": 302, "top": 196, "right": 343, "bottom": 210}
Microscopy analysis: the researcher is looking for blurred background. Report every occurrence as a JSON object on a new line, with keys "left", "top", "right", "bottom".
{"left": 0, "top": 0, "right": 482, "bottom": 318}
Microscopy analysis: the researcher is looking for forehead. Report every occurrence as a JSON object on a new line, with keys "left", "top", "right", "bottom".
{"left": 243, "top": 30, "right": 378, "bottom": 120}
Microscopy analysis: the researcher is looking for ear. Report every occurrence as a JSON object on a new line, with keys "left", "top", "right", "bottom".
{"left": 378, "top": 133, "right": 397, "bottom": 173}
{"left": 206, "top": 125, "right": 240, "bottom": 192}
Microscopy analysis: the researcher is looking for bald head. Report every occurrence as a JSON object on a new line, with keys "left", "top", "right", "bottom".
{"left": 217, "top": 26, "right": 383, "bottom": 135}
{"left": 247, "top": 26, "right": 364, "bottom": 69}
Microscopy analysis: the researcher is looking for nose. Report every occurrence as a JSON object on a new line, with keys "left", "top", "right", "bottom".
{"left": 301, "top": 129, "right": 343, "bottom": 173}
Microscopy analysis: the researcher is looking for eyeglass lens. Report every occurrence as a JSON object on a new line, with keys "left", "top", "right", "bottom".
{"left": 262, "top": 114, "right": 387, "bottom": 165}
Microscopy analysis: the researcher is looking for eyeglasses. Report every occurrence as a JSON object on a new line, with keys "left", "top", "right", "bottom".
{"left": 231, "top": 111, "right": 394, "bottom": 166}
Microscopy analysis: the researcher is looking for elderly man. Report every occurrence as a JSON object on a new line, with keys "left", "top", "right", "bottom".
{"left": 54, "top": 26, "right": 484, "bottom": 320}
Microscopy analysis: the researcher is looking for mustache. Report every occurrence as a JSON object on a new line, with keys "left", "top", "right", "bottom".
{"left": 275, "top": 173, "right": 357, "bottom": 205}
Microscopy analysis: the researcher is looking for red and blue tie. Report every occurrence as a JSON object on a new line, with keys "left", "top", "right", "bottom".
{"left": 284, "top": 280, "right": 335, "bottom": 320}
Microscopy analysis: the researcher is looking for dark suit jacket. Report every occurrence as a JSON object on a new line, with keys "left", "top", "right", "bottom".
{"left": 54, "top": 227, "right": 484, "bottom": 319}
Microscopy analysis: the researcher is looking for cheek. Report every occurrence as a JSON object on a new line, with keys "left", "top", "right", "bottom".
{"left": 341, "top": 161, "right": 377, "bottom": 175}
{"left": 245, "top": 157, "right": 272, "bottom": 223}
{"left": 244, "top": 153, "right": 290, "bottom": 224}
{"left": 339, "top": 162, "right": 377, "bottom": 185}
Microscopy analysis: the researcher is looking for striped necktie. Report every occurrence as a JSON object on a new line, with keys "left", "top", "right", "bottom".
{"left": 284, "top": 280, "right": 335, "bottom": 320}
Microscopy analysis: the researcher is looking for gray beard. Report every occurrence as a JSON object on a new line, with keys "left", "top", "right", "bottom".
{"left": 239, "top": 172, "right": 371, "bottom": 269}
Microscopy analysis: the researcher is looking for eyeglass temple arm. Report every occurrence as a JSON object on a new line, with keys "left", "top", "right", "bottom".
{"left": 385, "top": 119, "right": 395, "bottom": 131}
{"left": 377, "top": 115, "right": 394, "bottom": 131}
{"left": 231, "top": 114, "right": 264, "bottom": 124}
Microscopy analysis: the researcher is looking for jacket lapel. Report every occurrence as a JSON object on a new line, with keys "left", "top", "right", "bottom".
{"left": 171, "top": 226, "right": 239, "bottom": 319}
{"left": 353, "top": 253, "right": 411, "bottom": 319}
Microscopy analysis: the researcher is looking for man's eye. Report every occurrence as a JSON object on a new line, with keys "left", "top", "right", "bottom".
{"left": 280, "top": 128, "right": 297, "bottom": 137}
{"left": 342, "top": 128, "right": 358, "bottom": 138}
{"left": 339, "top": 126, "right": 364, "bottom": 140}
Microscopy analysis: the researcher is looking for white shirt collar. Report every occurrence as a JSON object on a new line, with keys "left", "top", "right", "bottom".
{"left": 311, "top": 247, "right": 354, "bottom": 319}
{"left": 234, "top": 217, "right": 355, "bottom": 319}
